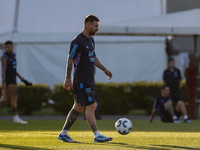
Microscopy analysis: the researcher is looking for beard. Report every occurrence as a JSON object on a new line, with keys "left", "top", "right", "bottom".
{"left": 89, "top": 30, "right": 97, "bottom": 36}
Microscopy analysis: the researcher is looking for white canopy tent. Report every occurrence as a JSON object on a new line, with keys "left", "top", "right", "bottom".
{"left": 0, "top": 0, "right": 166, "bottom": 87}
{"left": 98, "top": 9, "right": 200, "bottom": 37}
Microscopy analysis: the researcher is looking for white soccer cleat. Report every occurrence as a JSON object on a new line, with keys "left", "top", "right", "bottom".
{"left": 14, "top": 119, "right": 28, "bottom": 124}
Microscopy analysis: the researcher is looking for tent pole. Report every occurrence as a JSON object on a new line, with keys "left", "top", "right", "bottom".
{"left": 194, "top": 35, "right": 197, "bottom": 56}
{"left": 161, "top": 0, "right": 166, "bottom": 15}
{"left": 13, "top": 0, "right": 20, "bottom": 33}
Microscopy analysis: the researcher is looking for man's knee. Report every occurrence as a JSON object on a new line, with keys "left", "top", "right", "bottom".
{"left": 8, "top": 96, "right": 17, "bottom": 104}
{"left": 177, "top": 101, "right": 185, "bottom": 106}
{"left": 166, "top": 101, "right": 172, "bottom": 105}
{"left": 7, "top": 84, "right": 17, "bottom": 96}
{"left": 73, "top": 103, "right": 84, "bottom": 113}
{"left": 165, "top": 101, "right": 172, "bottom": 107}
{"left": 86, "top": 103, "right": 96, "bottom": 112}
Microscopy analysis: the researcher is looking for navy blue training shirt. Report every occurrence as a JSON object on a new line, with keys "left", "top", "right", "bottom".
{"left": 68, "top": 33, "right": 96, "bottom": 86}
{"left": 153, "top": 95, "right": 172, "bottom": 117}
{"left": 163, "top": 68, "right": 182, "bottom": 92}
{"left": 2, "top": 52, "right": 17, "bottom": 80}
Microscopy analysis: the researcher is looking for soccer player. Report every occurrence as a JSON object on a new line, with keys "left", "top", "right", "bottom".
{"left": 149, "top": 86, "right": 190, "bottom": 123}
{"left": 0, "top": 41, "right": 27, "bottom": 124}
{"left": 58, "top": 15, "right": 113, "bottom": 143}
{"left": 163, "top": 58, "right": 191, "bottom": 123}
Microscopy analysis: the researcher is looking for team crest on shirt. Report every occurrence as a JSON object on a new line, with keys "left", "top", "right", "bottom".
{"left": 88, "top": 50, "right": 95, "bottom": 57}
{"left": 88, "top": 50, "right": 95, "bottom": 62}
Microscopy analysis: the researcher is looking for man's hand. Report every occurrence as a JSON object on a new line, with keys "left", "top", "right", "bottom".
{"left": 104, "top": 69, "right": 112, "bottom": 80}
{"left": 20, "top": 77, "right": 25, "bottom": 82}
{"left": 64, "top": 78, "right": 71, "bottom": 91}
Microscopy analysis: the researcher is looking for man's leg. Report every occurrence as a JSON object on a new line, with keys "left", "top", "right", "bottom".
{"left": 7, "top": 84, "right": 18, "bottom": 115}
{"left": 85, "top": 103, "right": 98, "bottom": 133}
{"left": 165, "top": 101, "right": 175, "bottom": 116}
{"left": 176, "top": 101, "right": 191, "bottom": 123}
{"left": 176, "top": 101, "right": 187, "bottom": 116}
{"left": 7, "top": 84, "right": 27, "bottom": 124}
{"left": 165, "top": 101, "right": 180, "bottom": 123}
{"left": 62, "top": 102, "right": 84, "bottom": 131}
{"left": 85, "top": 103, "right": 113, "bottom": 142}
{"left": 0, "top": 88, "right": 9, "bottom": 108}
{"left": 58, "top": 102, "right": 84, "bottom": 143}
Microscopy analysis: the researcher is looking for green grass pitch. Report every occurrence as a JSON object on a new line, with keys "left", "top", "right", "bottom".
{"left": 0, "top": 119, "right": 200, "bottom": 150}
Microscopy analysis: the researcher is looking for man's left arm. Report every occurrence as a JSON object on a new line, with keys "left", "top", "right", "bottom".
{"left": 94, "top": 56, "right": 112, "bottom": 80}
{"left": 16, "top": 71, "right": 25, "bottom": 81}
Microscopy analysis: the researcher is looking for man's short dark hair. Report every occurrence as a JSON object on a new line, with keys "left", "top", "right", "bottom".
{"left": 84, "top": 15, "right": 99, "bottom": 25}
{"left": 168, "top": 58, "right": 174, "bottom": 63}
{"left": 4, "top": 40, "right": 13, "bottom": 45}
{"left": 161, "top": 85, "right": 168, "bottom": 90}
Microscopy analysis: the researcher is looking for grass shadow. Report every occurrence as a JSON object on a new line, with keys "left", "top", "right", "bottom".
{"left": 0, "top": 143, "right": 51, "bottom": 150}
{"left": 109, "top": 142, "right": 200, "bottom": 150}
{"left": 153, "top": 145, "right": 200, "bottom": 150}
{"left": 109, "top": 142, "right": 171, "bottom": 150}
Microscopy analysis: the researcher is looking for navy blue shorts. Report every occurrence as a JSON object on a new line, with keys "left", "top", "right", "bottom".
{"left": 161, "top": 109, "right": 173, "bottom": 122}
{"left": 6, "top": 76, "right": 16, "bottom": 87}
{"left": 73, "top": 83, "right": 95, "bottom": 107}
{"left": 170, "top": 91, "right": 183, "bottom": 103}
{"left": 161, "top": 109, "right": 182, "bottom": 123}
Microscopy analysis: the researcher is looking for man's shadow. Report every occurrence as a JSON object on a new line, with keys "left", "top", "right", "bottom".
{"left": 0, "top": 143, "right": 51, "bottom": 150}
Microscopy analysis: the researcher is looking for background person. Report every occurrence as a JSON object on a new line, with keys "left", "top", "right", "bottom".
{"left": 163, "top": 58, "right": 191, "bottom": 123}
{"left": 0, "top": 41, "right": 27, "bottom": 124}
{"left": 149, "top": 86, "right": 191, "bottom": 123}
{"left": 58, "top": 15, "right": 113, "bottom": 143}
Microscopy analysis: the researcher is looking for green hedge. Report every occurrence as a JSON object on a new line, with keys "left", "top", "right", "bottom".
{"left": 51, "top": 84, "right": 74, "bottom": 115}
{"left": 1, "top": 82, "right": 187, "bottom": 115}
{"left": 95, "top": 82, "right": 162, "bottom": 115}
{"left": 51, "top": 81, "right": 187, "bottom": 115}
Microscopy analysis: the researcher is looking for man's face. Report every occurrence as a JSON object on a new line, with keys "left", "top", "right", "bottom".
{"left": 88, "top": 21, "right": 99, "bottom": 36}
{"left": 4, "top": 44, "right": 13, "bottom": 54}
{"left": 168, "top": 60, "right": 175, "bottom": 68}
{"left": 161, "top": 87, "right": 170, "bottom": 97}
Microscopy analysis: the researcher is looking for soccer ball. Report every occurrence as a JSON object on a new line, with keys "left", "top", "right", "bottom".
{"left": 115, "top": 118, "right": 132, "bottom": 135}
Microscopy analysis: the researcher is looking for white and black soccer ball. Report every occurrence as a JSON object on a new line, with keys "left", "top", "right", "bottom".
{"left": 115, "top": 118, "right": 132, "bottom": 135}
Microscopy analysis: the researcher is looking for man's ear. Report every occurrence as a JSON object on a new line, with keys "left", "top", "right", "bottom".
{"left": 86, "top": 23, "right": 90, "bottom": 28}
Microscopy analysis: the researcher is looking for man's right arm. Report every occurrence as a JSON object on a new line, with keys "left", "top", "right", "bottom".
{"left": 1, "top": 56, "right": 6, "bottom": 89}
{"left": 64, "top": 58, "right": 74, "bottom": 91}
{"left": 66, "top": 58, "right": 74, "bottom": 79}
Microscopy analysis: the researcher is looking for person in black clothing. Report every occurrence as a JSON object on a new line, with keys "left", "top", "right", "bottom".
{"left": 0, "top": 41, "right": 27, "bottom": 124}
{"left": 163, "top": 58, "right": 191, "bottom": 123}
{"left": 149, "top": 86, "right": 191, "bottom": 123}
{"left": 58, "top": 15, "right": 113, "bottom": 143}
